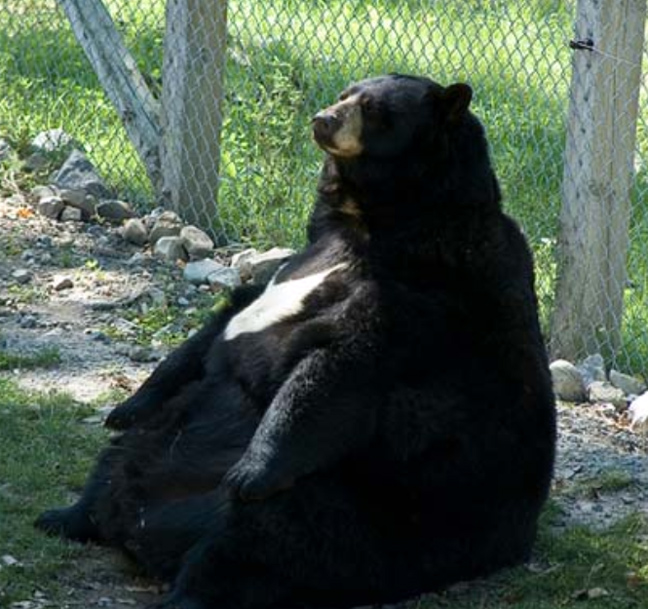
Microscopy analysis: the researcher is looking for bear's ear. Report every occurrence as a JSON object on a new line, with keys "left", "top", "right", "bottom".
{"left": 440, "top": 83, "right": 473, "bottom": 122}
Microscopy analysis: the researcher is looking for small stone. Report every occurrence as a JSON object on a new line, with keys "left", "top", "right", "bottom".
{"left": 19, "top": 314, "right": 38, "bottom": 329}
{"left": 180, "top": 225, "right": 214, "bottom": 259}
{"left": 59, "top": 188, "right": 97, "bottom": 218}
{"left": 147, "top": 288, "right": 167, "bottom": 308}
{"left": 128, "top": 346, "right": 160, "bottom": 363}
{"left": 149, "top": 211, "right": 184, "bottom": 245}
{"left": 230, "top": 248, "right": 259, "bottom": 281}
{"left": 12, "top": 269, "right": 32, "bottom": 284}
{"left": 30, "top": 185, "right": 58, "bottom": 200}
{"left": 126, "top": 252, "right": 146, "bottom": 267}
{"left": 183, "top": 259, "right": 225, "bottom": 285}
{"left": 588, "top": 381, "right": 626, "bottom": 410}
{"left": 577, "top": 354, "right": 606, "bottom": 387}
{"left": 248, "top": 247, "right": 295, "bottom": 285}
{"left": 96, "top": 199, "right": 136, "bottom": 221}
{"left": 154, "top": 236, "right": 188, "bottom": 262}
{"left": 52, "top": 149, "right": 112, "bottom": 198}
{"left": 86, "top": 225, "right": 105, "bottom": 238}
{"left": 610, "top": 370, "right": 646, "bottom": 397}
{"left": 207, "top": 267, "right": 242, "bottom": 290}
{"left": 550, "top": 359, "right": 586, "bottom": 403}
{"left": 31, "top": 128, "right": 74, "bottom": 153}
{"left": 37, "top": 196, "right": 64, "bottom": 219}
{"left": 628, "top": 392, "right": 648, "bottom": 432}
{"left": 21, "top": 250, "right": 35, "bottom": 262}
{"left": 177, "top": 296, "right": 190, "bottom": 307}
{"left": 35, "top": 235, "right": 53, "bottom": 248}
{"left": 52, "top": 275, "right": 74, "bottom": 291}
{"left": 121, "top": 218, "right": 148, "bottom": 246}
{"left": 60, "top": 206, "right": 83, "bottom": 222}
{"left": 23, "top": 152, "right": 49, "bottom": 171}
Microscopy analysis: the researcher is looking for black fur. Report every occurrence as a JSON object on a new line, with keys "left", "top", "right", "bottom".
{"left": 36, "top": 74, "right": 556, "bottom": 609}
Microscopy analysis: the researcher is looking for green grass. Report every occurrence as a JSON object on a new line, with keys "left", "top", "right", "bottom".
{"left": 0, "top": 345, "right": 61, "bottom": 370}
{"left": 0, "top": 379, "right": 105, "bottom": 606}
{"left": 0, "top": 377, "right": 647, "bottom": 607}
{"left": 1, "top": 0, "right": 648, "bottom": 372}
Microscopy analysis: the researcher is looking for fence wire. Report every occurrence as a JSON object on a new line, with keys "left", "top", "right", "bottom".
{"left": 1, "top": 0, "right": 647, "bottom": 376}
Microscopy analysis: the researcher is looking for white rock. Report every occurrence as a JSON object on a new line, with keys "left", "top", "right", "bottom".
{"left": 610, "top": 370, "right": 646, "bottom": 397}
{"left": 60, "top": 206, "right": 83, "bottom": 222}
{"left": 183, "top": 259, "right": 225, "bottom": 285}
{"left": 12, "top": 269, "right": 32, "bottom": 284}
{"left": 588, "top": 381, "right": 626, "bottom": 410}
{"left": 180, "top": 225, "right": 214, "bottom": 259}
{"left": 31, "top": 128, "right": 73, "bottom": 153}
{"left": 577, "top": 353, "right": 607, "bottom": 387}
{"left": 231, "top": 248, "right": 259, "bottom": 281}
{"left": 628, "top": 392, "right": 648, "bottom": 432}
{"left": 154, "top": 236, "right": 187, "bottom": 262}
{"left": 550, "top": 359, "right": 586, "bottom": 402}
{"left": 207, "top": 267, "right": 242, "bottom": 290}
{"left": 37, "top": 196, "right": 64, "bottom": 219}
{"left": 149, "top": 211, "right": 183, "bottom": 244}
{"left": 121, "top": 218, "right": 148, "bottom": 246}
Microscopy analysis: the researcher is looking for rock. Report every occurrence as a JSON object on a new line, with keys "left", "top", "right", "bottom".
{"left": 180, "top": 225, "right": 214, "bottom": 259}
{"left": 128, "top": 346, "right": 161, "bottom": 363}
{"left": 154, "top": 236, "right": 188, "bottom": 262}
{"left": 23, "top": 152, "right": 49, "bottom": 171}
{"left": 577, "top": 354, "right": 607, "bottom": 387}
{"left": 550, "top": 359, "right": 587, "bottom": 402}
{"left": 37, "top": 195, "right": 64, "bottom": 219}
{"left": 149, "top": 211, "right": 183, "bottom": 245}
{"left": 52, "top": 275, "right": 74, "bottom": 291}
{"left": 0, "top": 138, "right": 11, "bottom": 160}
{"left": 147, "top": 287, "right": 167, "bottom": 308}
{"left": 588, "top": 381, "right": 626, "bottom": 410}
{"left": 35, "top": 235, "right": 53, "bottom": 248}
{"left": 183, "top": 259, "right": 225, "bottom": 285}
{"left": 126, "top": 252, "right": 146, "bottom": 267}
{"left": 30, "top": 185, "right": 58, "bottom": 200}
{"left": 96, "top": 199, "right": 136, "bottom": 221}
{"left": 59, "top": 188, "right": 97, "bottom": 218}
{"left": 143, "top": 207, "right": 166, "bottom": 230}
{"left": 628, "top": 392, "right": 648, "bottom": 432}
{"left": 121, "top": 218, "right": 148, "bottom": 246}
{"left": 177, "top": 296, "right": 190, "bottom": 307}
{"left": 19, "top": 314, "right": 38, "bottom": 329}
{"left": 12, "top": 269, "right": 32, "bottom": 284}
{"left": 60, "top": 206, "right": 83, "bottom": 222}
{"left": 31, "top": 128, "right": 74, "bottom": 153}
{"left": 610, "top": 370, "right": 646, "bottom": 397}
{"left": 247, "top": 247, "right": 295, "bottom": 285}
{"left": 52, "top": 149, "right": 111, "bottom": 198}
{"left": 230, "top": 248, "right": 259, "bottom": 281}
{"left": 207, "top": 267, "right": 242, "bottom": 290}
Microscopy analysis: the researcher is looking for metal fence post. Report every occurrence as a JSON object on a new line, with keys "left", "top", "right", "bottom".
{"left": 160, "top": 0, "right": 228, "bottom": 237}
{"left": 550, "top": 0, "right": 647, "bottom": 364}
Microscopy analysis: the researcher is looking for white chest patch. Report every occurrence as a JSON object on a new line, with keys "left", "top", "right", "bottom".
{"left": 224, "top": 263, "right": 347, "bottom": 341}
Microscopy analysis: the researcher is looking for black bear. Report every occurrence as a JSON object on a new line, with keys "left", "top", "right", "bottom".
{"left": 36, "top": 74, "right": 556, "bottom": 609}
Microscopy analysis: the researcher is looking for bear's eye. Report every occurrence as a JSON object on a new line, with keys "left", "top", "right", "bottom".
{"left": 361, "top": 98, "right": 381, "bottom": 120}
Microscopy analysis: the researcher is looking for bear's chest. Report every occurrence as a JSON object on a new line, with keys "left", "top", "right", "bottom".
{"left": 224, "top": 263, "right": 348, "bottom": 341}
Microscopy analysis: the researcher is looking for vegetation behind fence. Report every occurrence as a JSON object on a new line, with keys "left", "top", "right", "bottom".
{"left": 1, "top": 0, "right": 647, "bottom": 376}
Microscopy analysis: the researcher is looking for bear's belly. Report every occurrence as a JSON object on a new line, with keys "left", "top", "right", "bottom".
{"left": 224, "top": 263, "right": 348, "bottom": 340}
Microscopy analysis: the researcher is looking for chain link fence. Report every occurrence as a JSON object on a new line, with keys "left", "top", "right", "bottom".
{"left": 1, "top": 0, "right": 647, "bottom": 376}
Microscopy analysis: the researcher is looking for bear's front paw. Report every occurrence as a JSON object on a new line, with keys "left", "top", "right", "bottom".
{"left": 224, "top": 455, "right": 294, "bottom": 502}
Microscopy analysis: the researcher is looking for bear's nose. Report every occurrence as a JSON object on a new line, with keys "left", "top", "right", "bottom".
{"left": 312, "top": 112, "right": 340, "bottom": 139}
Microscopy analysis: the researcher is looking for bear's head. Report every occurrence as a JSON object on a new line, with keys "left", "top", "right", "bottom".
{"left": 312, "top": 74, "right": 474, "bottom": 160}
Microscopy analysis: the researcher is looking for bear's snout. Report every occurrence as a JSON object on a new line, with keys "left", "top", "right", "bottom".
{"left": 312, "top": 111, "right": 341, "bottom": 146}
